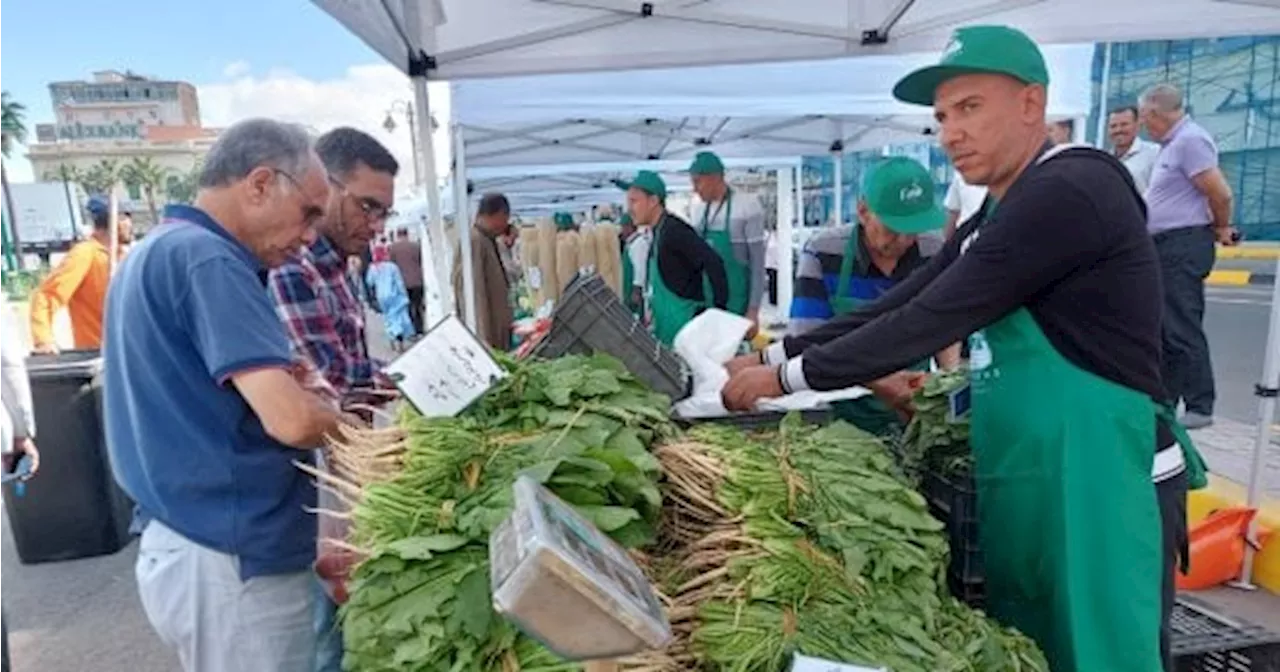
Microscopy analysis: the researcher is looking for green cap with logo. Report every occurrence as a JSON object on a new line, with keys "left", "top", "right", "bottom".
{"left": 861, "top": 157, "right": 945, "bottom": 235}
{"left": 688, "top": 151, "right": 725, "bottom": 175}
{"left": 613, "top": 170, "right": 667, "bottom": 201}
{"left": 892, "top": 25, "right": 1049, "bottom": 107}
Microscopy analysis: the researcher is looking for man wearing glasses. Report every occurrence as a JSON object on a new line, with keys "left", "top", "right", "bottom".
{"left": 266, "top": 126, "right": 400, "bottom": 672}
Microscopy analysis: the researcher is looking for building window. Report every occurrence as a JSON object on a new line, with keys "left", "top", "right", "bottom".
{"left": 127, "top": 182, "right": 142, "bottom": 201}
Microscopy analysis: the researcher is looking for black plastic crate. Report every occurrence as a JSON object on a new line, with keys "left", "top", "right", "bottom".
{"left": 921, "top": 466, "right": 984, "bottom": 605}
{"left": 1173, "top": 597, "right": 1280, "bottom": 671}
{"left": 674, "top": 408, "right": 833, "bottom": 430}
{"left": 531, "top": 274, "right": 692, "bottom": 401}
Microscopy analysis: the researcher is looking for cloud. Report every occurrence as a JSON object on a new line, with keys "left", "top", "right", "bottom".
{"left": 197, "top": 63, "right": 452, "bottom": 197}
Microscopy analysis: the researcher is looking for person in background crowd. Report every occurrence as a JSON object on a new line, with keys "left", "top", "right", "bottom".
{"left": 1109, "top": 105, "right": 1161, "bottom": 195}
{"left": 788, "top": 157, "right": 956, "bottom": 436}
{"left": 358, "top": 243, "right": 379, "bottom": 312}
{"left": 764, "top": 228, "right": 779, "bottom": 307}
{"left": 942, "top": 170, "right": 987, "bottom": 240}
{"left": 1141, "top": 83, "right": 1238, "bottom": 429}
{"left": 29, "top": 196, "right": 133, "bottom": 353}
{"left": 553, "top": 211, "right": 577, "bottom": 232}
{"left": 366, "top": 244, "right": 416, "bottom": 353}
{"left": 266, "top": 126, "right": 400, "bottom": 672}
{"left": 103, "top": 118, "right": 357, "bottom": 672}
{"left": 618, "top": 170, "right": 727, "bottom": 347}
{"left": 1047, "top": 119, "right": 1074, "bottom": 145}
{"left": 618, "top": 213, "right": 651, "bottom": 315}
{"left": 388, "top": 227, "right": 425, "bottom": 334}
{"left": 688, "top": 151, "right": 767, "bottom": 335}
{"left": 454, "top": 193, "right": 514, "bottom": 350}
{"left": 498, "top": 223, "right": 521, "bottom": 286}
{"left": 2, "top": 315, "right": 40, "bottom": 672}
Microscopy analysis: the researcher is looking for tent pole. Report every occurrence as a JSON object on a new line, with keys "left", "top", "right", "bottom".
{"left": 832, "top": 151, "right": 844, "bottom": 227}
{"left": 413, "top": 77, "right": 451, "bottom": 325}
{"left": 776, "top": 165, "right": 795, "bottom": 326}
{"left": 1093, "top": 42, "right": 1113, "bottom": 147}
{"left": 1239, "top": 256, "right": 1280, "bottom": 587}
{"left": 453, "top": 123, "right": 479, "bottom": 332}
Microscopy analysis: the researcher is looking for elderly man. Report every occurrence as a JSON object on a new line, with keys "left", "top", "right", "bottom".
{"left": 266, "top": 126, "right": 398, "bottom": 672}
{"left": 618, "top": 170, "right": 727, "bottom": 347}
{"left": 388, "top": 227, "right": 425, "bottom": 334}
{"left": 1141, "top": 83, "right": 1237, "bottom": 429}
{"left": 723, "top": 26, "right": 1204, "bottom": 671}
{"left": 688, "top": 151, "right": 767, "bottom": 332}
{"left": 104, "top": 119, "right": 354, "bottom": 672}
{"left": 454, "top": 193, "right": 515, "bottom": 350}
{"left": 29, "top": 195, "right": 133, "bottom": 352}
{"left": 1109, "top": 105, "right": 1161, "bottom": 194}
{"left": 789, "top": 157, "right": 955, "bottom": 435}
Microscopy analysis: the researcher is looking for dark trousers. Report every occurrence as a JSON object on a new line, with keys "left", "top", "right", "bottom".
{"left": 1157, "top": 470, "right": 1190, "bottom": 672}
{"left": 766, "top": 268, "right": 778, "bottom": 305}
{"left": 1154, "top": 226, "right": 1216, "bottom": 415}
{"left": 406, "top": 286, "right": 426, "bottom": 335}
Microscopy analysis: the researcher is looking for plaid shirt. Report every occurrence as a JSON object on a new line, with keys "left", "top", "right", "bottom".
{"left": 269, "top": 236, "right": 386, "bottom": 396}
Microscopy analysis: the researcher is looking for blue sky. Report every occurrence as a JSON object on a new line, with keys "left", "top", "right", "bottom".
{"left": 1, "top": 0, "right": 450, "bottom": 186}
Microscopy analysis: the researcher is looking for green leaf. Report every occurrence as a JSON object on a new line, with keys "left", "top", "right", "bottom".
{"left": 519, "top": 459, "right": 563, "bottom": 484}
{"left": 608, "top": 518, "right": 655, "bottom": 548}
{"left": 387, "top": 534, "right": 471, "bottom": 560}
{"left": 452, "top": 567, "right": 494, "bottom": 639}
{"left": 575, "top": 505, "right": 641, "bottom": 532}
{"left": 551, "top": 484, "right": 609, "bottom": 506}
{"left": 579, "top": 369, "right": 623, "bottom": 397}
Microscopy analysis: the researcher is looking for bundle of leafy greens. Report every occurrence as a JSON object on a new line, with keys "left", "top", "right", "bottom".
{"left": 643, "top": 416, "right": 1046, "bottom": 672}
{"left": 897, "top": 369, "right": 972, "bottom": 486}
{"left": 330, "top": 354, "right": 676, "bottom": 672}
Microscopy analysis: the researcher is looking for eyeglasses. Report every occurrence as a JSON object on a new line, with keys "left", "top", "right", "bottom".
{"left": 275, "top": 170, "right": 325, "bottom": 225}
{"left": 329, "top": 175, "right": 396, "bottom": 222}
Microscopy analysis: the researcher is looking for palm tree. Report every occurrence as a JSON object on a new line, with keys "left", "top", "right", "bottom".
{"left": 43, "top": 163, "right": 83, "bottom": 238}
{"left": 166, "top": 156, "right": 204, "bottom": 205}
{"left": 81, "top": 159, "right": 121, "bottom": 197}
{"left": 2, "top": 91, "right": 28, "bottom": 269}
{"left": 120, "top": 156, "right": 167, "bottom": 226}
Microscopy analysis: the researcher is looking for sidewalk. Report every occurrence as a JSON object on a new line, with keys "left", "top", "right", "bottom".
{"left": 1191, "top": 417, "right": 1280, "bottom": 499}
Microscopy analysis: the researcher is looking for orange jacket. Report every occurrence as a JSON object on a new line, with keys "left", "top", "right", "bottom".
{"left": 29, "top": 239, "right": 113, "bottom": 350}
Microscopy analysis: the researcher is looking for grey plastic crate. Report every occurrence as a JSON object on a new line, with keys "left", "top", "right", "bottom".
{"left": 1173, "top": 596, "right": 1280, "bottom": 671}
{"left": 531, "top": 274, "right": 692, "bottom": 401}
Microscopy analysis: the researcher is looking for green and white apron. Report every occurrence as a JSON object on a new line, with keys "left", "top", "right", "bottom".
{"left": 828, "top": 225, "right": 931, "bottom": 437}
{"left": 621, "top": 235, "right": 640, "bottom": 315}
{"left": 700, "top": 190, "right": 750, "bottom": 315}
{"left": 646, "top": 222, "right": 705, "bottom": 348}
{"left": 968, "top": 145, "right": 1207, "bottom": 671}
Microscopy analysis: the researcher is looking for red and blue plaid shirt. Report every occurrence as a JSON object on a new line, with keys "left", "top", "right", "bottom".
{"left": 269, "top": 236, "right": 388, "bottom": 396}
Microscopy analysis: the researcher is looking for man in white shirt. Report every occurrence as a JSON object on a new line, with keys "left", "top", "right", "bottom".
{"left": 1109, "top": 105, "right": 1161, "bottom": 194}
{"left": 942, "top": 171, "right": 988, "bottom": 239}
{"left": 619, "top": 213, "right": 651, "bottom": 314}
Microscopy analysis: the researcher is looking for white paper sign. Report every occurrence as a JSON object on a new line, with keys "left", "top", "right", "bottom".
{"left": 791, "top": 654, "right": 887, "bottom": 672}
{"left": 384, "top": 315, "right": 507, "bottom": 417}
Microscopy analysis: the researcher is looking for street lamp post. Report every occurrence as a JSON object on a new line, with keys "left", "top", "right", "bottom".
{"left": 383, "top": 100, "right": 431, "bottom": 188}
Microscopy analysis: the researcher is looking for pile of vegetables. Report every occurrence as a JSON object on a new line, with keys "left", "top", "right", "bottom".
{"left": 323, "top": 354, "right": 676, "bottom": 672}
{"left": 897, "top": 369, "right": 973, "bottom": 487}
{"left": 642, "top": 416, "right": 1046, "bottom": 671}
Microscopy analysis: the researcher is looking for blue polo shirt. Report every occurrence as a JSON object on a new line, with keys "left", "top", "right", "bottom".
{"left": 103, "top": 204, "right": 316, "bottom": 579}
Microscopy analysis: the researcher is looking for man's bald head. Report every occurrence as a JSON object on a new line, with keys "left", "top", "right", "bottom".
{"left": 933, "top": 73, "right": 1048, "bottom": 196}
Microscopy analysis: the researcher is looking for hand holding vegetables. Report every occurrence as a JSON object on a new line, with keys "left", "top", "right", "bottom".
{"left": 721, "top": 364, "right": 783, "bottom": 410}
{"left": 868, "top": 370, "right": 929, "bottom": 420}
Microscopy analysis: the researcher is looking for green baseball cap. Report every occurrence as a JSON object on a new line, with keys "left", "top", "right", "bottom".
{"left": 613, "top": 170, "right": 667, "bottom": 201}
{"left": 892, "top": 25, "right": 1049, "bottom": 107}
{"left": 553, "top": 212, "right": 575, "bottom": 229}
{"left": 861, "top": 157, "right": 945, "bottom": 235}
{"left": 618, "top": 213, "right": 633, "bottom": 226}
{"left": 688, "top": 151, "right": 725, "bottom": 175}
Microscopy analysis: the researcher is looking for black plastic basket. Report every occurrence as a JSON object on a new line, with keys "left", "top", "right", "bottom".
{"left": 1173, "top": 597, "right": 1280, "bottom": 671}
{"left": 674, "top": 408, "right": 834, "bottom": 430}
{"left": 920, "top": 466, "right": 985, "bottom": 607}
{"left": 531, "top": 274, "right": 692, "bottom": 401}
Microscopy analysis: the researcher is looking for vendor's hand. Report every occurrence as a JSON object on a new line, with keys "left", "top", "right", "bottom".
{"left": 4, "top": 437, "right": 40, "bottom": 480}
{"left": 31, "top": 343, "right": 58, "bottom": 355}
{"left": 744, "top": 308, "right": 761, "bottom": 340}
{"left": 1215, "top": 226, "right": 1240, "bottom": 247}
{"left": 725, "top": 352, "right": 763, "bottom": 378}
{"left": 868, "top": 371, "right": 928, "bottom": 420}
{"left": 722, "top": 365, "right": 784, "bottom": 411}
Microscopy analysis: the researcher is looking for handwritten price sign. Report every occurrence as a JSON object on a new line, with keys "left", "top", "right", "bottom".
{"left": 385, "top": 315, "right": 507, "bottom": 417}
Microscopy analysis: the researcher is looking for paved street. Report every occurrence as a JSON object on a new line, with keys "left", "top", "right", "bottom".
{"left": 2, "top": 296, "right": 1278, "bottom": 671}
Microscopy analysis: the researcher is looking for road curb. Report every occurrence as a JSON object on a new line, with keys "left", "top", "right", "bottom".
{"left": 1207, "top": 270, "right": 1276, "bottom": 287}
{"left": 1217, "top": 246, "right": 1280, "bottom": 260}
{"left": 1187, "top": 474, "right": 1280, "bottom": 594}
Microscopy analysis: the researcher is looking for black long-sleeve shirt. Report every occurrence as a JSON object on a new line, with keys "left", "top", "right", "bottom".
{"left": 651, "top": 212, "right": 729, "bottom": 309}
{"left": 773, "top": 147, "right": 1167, "bottom": 408}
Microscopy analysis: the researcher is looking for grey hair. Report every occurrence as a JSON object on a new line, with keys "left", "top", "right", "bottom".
{"left": 198, "top": 118, "right": 315, "bottom": 188}
{"left": 1139, "top": 84, "right": 1184, "bottom": 115}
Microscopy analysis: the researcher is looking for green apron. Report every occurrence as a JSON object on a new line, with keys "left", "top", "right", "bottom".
{"left": 968, "top": 145, "right": 1207, "bottom": 671}
{"left": 700, "top": 190, "right": 750, "bottom": 315}
{"left": 646, "top": 221, "right": 704, "bottom": 348}
{"left": 828, "top": 225, "right": 931, "bottom": 436}
{"left": 621, "top": 235, "right": 639, "bottom": 315}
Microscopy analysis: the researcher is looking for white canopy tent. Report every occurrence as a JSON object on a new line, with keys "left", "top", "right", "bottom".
{"left": 315, "top": 1, "right": 1280, "bottom": 575}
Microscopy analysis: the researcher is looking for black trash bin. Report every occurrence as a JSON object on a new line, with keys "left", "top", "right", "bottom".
{"left": 3, "top": 350, "right": 134, "bottom": 564}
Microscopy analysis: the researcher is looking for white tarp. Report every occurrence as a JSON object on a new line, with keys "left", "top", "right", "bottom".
{"left": 313, "top": 0, "right": 1280, "bottom": 81}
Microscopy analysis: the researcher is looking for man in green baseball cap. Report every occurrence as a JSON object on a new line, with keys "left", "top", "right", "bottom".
{"left": 616, "top": 212, "right": 650, "bottom": 315}
{"left": 787, "top": 156, "right": 956, "bottom": 436}
{"left": 616, "top": 170, "right": 727, "bottom": 347}
{"left": 723, "top": 25, "right": 1200, "bottom": 672}
{"left": 552, "top": 211, "right": 577, "bottom": 231}
{"left": 687, "top": 150, "right": 768, "bottom": 336}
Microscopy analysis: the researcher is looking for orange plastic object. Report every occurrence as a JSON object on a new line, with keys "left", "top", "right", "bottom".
{"left": 1176, "top": 507, "right": 1274, "bottom": 590}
